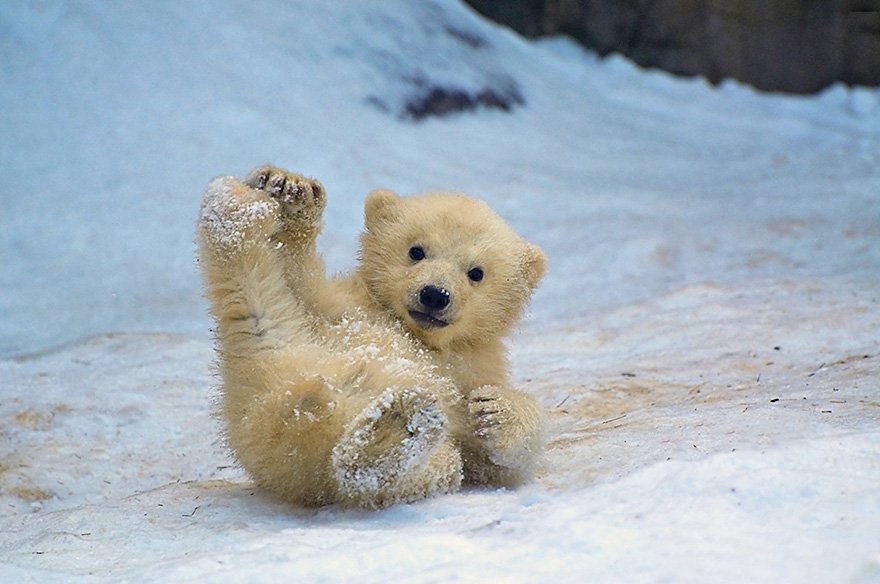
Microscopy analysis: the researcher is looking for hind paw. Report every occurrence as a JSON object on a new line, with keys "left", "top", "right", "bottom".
{"left": 331, "top": 387, "right": 453, "bottom": 507}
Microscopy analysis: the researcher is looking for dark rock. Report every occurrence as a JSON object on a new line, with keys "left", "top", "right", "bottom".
{"left": 403, "top": 84, "right": 526, "bottom": 120}
{"left": 358, "top": 2, "right": 526, "bottom": 121}
{"left": 466, "top": 0, "right": 547, "bottom": 37}
{"left": 464, "top": 0, "right": 880, "bottom": 93}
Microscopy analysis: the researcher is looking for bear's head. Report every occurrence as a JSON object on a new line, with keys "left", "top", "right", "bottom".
{"left": 358, "top": 190, "right": 546, "bottom": 350}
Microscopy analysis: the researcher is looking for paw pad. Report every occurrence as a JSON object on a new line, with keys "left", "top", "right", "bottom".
{"left": 245, "top": 165, "right": 325, "bottom": 224}
{"left": 331, "top": 387, "right": 448, "bottom": 504}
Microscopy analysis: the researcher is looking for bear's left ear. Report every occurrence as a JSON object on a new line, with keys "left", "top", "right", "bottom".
{"left": 364, "top": 189, "right": 401, "bottom": 229}
{"left": 522, "top": 243, "right": 547, "bottom": 290}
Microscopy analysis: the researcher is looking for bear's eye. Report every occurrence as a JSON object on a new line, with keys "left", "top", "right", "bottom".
{"left": 409, "top": 246, "right": 426, "bottom": 262}
{"left": 467, "top": 267, "right": 484, "bottom": 282}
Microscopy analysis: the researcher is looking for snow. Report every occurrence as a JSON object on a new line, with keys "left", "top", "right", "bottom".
{"left": 199, "top": 176, "right": 276, "bottom": 252}
{"left": 1, "top": 0, "right": 878, "bottom": 582}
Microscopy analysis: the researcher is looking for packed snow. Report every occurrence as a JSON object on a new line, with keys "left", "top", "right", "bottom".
{"left": 1, "top": 1, "right": 878, "bottom": 582}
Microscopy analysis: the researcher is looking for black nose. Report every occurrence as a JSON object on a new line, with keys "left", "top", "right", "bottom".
{"left": 419, "top": 286, "right": 450, "bottom": 311}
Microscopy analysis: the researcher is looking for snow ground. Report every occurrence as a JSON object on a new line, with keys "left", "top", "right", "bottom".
{"left": 1, "top": 1, "right": 879, "bottom": 582}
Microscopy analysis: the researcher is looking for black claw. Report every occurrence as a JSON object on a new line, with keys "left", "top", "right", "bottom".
{"left": 292, "top": 183, "right": 306, "bottom": 203}
{"left": 471, "top": 396, "right": 495, "bottom": 403}
{"left": 275, "top": 183, "right": 288, "bottom": 199}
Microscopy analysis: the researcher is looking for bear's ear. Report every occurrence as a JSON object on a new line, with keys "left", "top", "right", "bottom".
{"left": 522, "top": 243, "right": 547, "bottom": 290}
{"left": 364, "top": 189, "right": 401, "bottom": 229}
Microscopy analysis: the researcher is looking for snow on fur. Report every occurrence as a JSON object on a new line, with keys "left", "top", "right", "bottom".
{"left": 199, "top": 177, "right": 277, "bottom": 252}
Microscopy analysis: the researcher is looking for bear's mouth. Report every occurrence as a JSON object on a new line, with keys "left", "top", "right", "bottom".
{"left": 408, "top": 310, "right": 450, "bottom": 329}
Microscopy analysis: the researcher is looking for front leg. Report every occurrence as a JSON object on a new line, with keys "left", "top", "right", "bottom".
{"left": 196, "top": 167, "right": 325, "bottom": 356}
{"left": 197, "top": 174, "right": 281, "bottom": 261}
{"left": 243, "top": 165, "right": 326, "bottom": 244}
{"left": 465, "top": 385, "right": 545, "bottom": 485}
{"left": 243, "top": 165, "right": 330, "bottom": 311}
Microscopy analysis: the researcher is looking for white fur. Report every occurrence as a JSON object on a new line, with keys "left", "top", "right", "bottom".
{"left": 197, "top": 165, "right": 546, "bottom": 508}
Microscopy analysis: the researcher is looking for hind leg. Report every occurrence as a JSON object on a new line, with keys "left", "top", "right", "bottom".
{"left": 332, "top": 387, "right": 463, "bottom": 508}
{"left": 231, "top": 372, "right": 349, "bottom": 506}
{"left": 225, "top": 354, "right": 462, "bottom": 508}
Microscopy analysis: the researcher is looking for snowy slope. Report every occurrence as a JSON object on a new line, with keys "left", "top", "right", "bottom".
{"left": 1, "top": 1, "right": 879, "bottom": 582}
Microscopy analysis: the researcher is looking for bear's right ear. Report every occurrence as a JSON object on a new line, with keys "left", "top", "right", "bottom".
{"left": 522, "top": 243, "right": 547, "bottom": 291}
{"left": 364, "top": 189, "right": 401, "bottom": 229}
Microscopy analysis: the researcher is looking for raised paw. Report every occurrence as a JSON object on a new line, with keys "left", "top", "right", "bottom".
{"left": 198, "top": 176, "right": 280, "bottom": 255}
{"left": 468, "top": 385, "right": 544, "bottom": 471}
{"left": 244, "top": 165, "right": 326, "bottom": 229}
{"left": 469, "top": 386, "right": 508, "bottom": 449}
{"left": 331, "top": 387, "right": 451, "bottom": 507}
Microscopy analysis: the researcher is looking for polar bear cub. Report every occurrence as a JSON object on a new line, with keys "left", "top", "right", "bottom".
{"left": 197, "top": 165, "right": 546, "bottom": 508}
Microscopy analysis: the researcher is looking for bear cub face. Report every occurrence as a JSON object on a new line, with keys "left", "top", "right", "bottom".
{"left": 358, "top": 190, "right": 546, "bottom": 349}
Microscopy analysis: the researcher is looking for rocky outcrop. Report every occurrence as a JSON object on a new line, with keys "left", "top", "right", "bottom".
{"left": 466, "top": 0, "right": 880, "bottom": 93}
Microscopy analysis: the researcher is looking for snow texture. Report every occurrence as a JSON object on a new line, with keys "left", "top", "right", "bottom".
{"left": 1, "top": 0, "right": 879, "bottom": 582}
{"left": 199, "top": 177, "right": 276, "bottom": 252}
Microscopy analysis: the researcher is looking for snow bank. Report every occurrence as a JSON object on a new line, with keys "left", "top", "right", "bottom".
{"left": 2, "top": 279, "right": 877, "bottom": 582}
